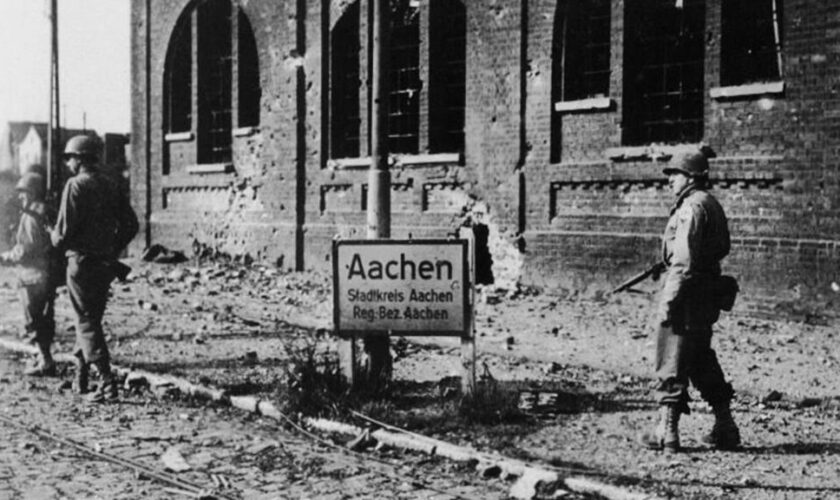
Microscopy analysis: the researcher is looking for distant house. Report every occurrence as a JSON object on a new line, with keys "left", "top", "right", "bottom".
{"left": 0, "top": 122, "right": 104, "bottom": 251}
{"left": 0, "top": 122, "right": 38, "bottom": 174}
{"left": 0, "top": 121, "right": 93, "bottom": 176}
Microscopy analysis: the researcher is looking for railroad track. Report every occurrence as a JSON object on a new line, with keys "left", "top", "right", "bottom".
{"left": 0, "top": 352, "right": 506, "bottom": 499}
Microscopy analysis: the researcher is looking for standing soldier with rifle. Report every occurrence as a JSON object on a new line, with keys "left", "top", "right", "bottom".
{"left": 0, "top": 170, "right": 58, "bottom": 377}
{"left": 638, "top": 150, "right": 741, "bottom": 453}
{"left": 51, "top": 135, "right": 138, "bottom": 404}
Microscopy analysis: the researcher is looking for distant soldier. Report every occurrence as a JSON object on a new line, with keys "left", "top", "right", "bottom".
{"left": 639, "top": 151, "right": 741, "bottom": 453}
{"left": 0, "top": 171, "right": 57, "bottom": 376}
{"left": 51, "top": 135, "right": 138, "bottom": 403}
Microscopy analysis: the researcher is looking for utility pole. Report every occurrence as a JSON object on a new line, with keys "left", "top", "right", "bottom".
{"left": 364, "top": 0, "right": 392, "bottom": 387}
{"left": 47, "top": 0, "right": 61, "bottom": 199}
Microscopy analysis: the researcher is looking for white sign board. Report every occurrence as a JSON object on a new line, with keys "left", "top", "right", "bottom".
{"left": 333, "top": 239, "right": 470, "bottom": 337}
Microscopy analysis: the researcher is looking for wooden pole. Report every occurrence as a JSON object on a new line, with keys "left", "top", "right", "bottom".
{"left": 368, "top": 0, "right": 390, "bottom": 241}
{"left": 461, "top": 233, "right": 476, "bottom": 396}
{"left": 362, "top": 0, "right": 392, "bottom": 389}
{"left": 47, "top": 0, "right": 61, "bottom": 197}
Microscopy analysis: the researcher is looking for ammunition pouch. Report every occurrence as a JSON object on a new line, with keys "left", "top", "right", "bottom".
{"left": 676, "top": 274, "right": 738, "bottom": 329}
{"left": 715, "top": 275, "right": 739, "bottom": 312}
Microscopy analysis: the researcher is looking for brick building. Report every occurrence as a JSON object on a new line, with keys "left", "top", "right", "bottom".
{"left": 131, "top": 0, "right": 837, "bottom": 315}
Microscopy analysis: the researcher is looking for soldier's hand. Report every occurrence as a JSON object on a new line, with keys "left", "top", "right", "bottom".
{"left": 651, "top": 265, "right": 663, "bottom": 282}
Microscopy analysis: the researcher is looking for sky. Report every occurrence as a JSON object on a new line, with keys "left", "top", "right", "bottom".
{"left": 0, "top": 0, "right": 131, "bottom": 134}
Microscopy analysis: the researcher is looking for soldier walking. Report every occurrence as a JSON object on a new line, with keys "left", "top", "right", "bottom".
{"left": 639, "top": 151, "right": 741, "bottom": 453}
{"left": 0, "top": 171, "right": 57, "bottom": 376}
{"left": 51, "top": 135, "right": 138, "bottom": 403}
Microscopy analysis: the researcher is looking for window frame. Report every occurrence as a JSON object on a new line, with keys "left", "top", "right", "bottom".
{"left": 621, "top": 0, "right": 706, "bottom": 146}
{"left": 720, "top": 0, "right": 783, "bottom": 88}
{"left": 162, "top": 0, "right": 261, "bottom": 175}
{"left": 328, "top": 0, "right": 466, "bottom": 165}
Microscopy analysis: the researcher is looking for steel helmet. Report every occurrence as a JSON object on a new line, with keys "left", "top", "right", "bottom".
{"left": 15, "top": 172, "right": 46, "bottom": 201}
{"left": 63, "top": 135, "right": 101, "bottom": 160}
{"left": 663, "top": 150, "right": 709, "bottom": 178}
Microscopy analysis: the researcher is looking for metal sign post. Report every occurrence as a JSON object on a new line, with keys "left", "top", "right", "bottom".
{"left": 333, "top": 239, "right": 475, "bottom": 394}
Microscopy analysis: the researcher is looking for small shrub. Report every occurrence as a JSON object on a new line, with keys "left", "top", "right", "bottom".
{"left": 276, "top": 339, "right": 350, "bottom": 418}
{"left": 458, "top": 378, "right": 527, "bottom": 425}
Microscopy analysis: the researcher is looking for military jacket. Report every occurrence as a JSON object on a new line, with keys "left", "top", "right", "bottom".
{"left": 6, "top": 201, "right": 51, "bottom": 285}
{"left": 659, "top": 185, "right": 730, "bottom": 326}
{"left": 52, "top": 167, "right": 138, "bottom": 258}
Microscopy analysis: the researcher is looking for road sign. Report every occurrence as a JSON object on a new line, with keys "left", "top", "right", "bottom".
{"left": 333, "top": 239, "right": 470, "bottom": 337}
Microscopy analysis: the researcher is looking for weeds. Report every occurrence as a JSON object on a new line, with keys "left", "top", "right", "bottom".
{"left": 458, "top": 377, "right": 528, "bottom": 426}
{"left": 275, "top": 338, "right": 528, "bottom": 431}
{"left": 275, "top": 338, "right": 350, "bottom": 419}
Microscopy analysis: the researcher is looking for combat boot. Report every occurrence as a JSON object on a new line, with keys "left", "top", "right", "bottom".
{"left": 85, "top": 361, "right": 118, "bottom": 404}
{"left": 73, "top": 355, "right": 89, "bottom": 394}
{"left": 639, "top": 404, "right": 680, "bottom": 453}
{"left": 24, "top": 343, "right": 57, "bottom": 377}
{"left": 702, "top": 403, "right": 741, "bottom": 450}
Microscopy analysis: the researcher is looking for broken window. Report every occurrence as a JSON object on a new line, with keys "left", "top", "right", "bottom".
{"left": 429, "top": 0, "right": 466, "bottom": 153}
{"left": 550, "top": 0, "right": 611, "bottom": 162}
{"left": 721, "top": 0, "right": 783, "bottom": 86}
{"left": 623, "top": 0, "right": 705, "bottom": 145}
{"left": 237, "top": 10, "right": 261, "bottom": 128}
{"left": 330, "top": 1, "right": 361, "bottom": 159}
{"left": 164, "top": 11, "right": 191, "bottom": 134}
{"left": 197, "top": 0, "right": 232, "bottom": 165}
{"left": 388, "top": 0, "right": 421, "bottom": 154}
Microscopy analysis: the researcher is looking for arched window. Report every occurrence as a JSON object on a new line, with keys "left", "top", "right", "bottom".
{"left": 164, "top": 10, "right": 191, "bottom": 135}
{"left": 197, "top": 0, "right": 232, "bottom": 164}
{"left": 330, "top": 1, "right": 361, "bottom": 159}
{"left": 162, "top": 0, "right": 261, "bottom": 169}
{"left": 238, "top": 9, "right": 261, "bottom": 128}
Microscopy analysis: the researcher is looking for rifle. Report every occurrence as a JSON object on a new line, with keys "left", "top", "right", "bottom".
{"left": 612, "top": 262, "right": 666, "bottom": 294}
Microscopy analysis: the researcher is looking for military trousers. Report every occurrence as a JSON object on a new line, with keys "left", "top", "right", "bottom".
{"left": 66, "top": 254, "right": 114, "bottom": 364}
{"left": 19, "top": 280, "right": 56, "bottom": 348}
{"left": 654, "top": 315, "right": 734, "bottom": 414}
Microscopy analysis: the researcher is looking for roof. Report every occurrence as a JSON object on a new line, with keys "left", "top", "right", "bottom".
{"left": 8, "top": 121, "right": 94, "bottom": 146}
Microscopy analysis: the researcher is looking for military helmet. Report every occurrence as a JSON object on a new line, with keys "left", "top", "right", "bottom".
{"left": 663, "top": 151, "right": 709, "bottom": 177}
{"left": 63, "top": 134, "right": 101, "bottom": 160}
{"left": 15, "top": 172, "right": 46, "bottom": 201}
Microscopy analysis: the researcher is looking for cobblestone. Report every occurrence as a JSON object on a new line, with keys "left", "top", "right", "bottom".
{"left": 0, "top": 351, "right": 509, "bottom": 499}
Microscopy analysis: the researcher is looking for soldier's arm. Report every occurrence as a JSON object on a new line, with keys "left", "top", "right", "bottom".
{"left": 660, "top": 203, "right": 704, "bottom": 311}
{"left": 3, "top": 215, "right": 43, "bottom": 264}
{"left": 115, "top": 192, "right": 139, "bottom": 254}
{"left": 51, "top": 181, "right": 79, "bottom": 249}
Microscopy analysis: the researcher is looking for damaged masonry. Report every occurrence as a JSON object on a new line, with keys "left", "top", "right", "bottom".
{"left": 6, "top": 0, "right": 840, "bottom": 499}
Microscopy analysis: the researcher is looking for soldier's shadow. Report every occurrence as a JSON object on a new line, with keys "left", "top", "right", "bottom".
{"left": 742, "top": 442, "right": 840, "bottom": 455}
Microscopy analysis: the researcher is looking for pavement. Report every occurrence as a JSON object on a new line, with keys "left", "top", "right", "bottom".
{"left": 2, "top": 258, "right": 840, "bottom": 498}
{"left": 0, "top": 350, "right": 513, "bottom": 500}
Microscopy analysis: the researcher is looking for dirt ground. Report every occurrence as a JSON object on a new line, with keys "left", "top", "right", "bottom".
{"left": 2, "top": 259, "right": 840, "bottom": 499}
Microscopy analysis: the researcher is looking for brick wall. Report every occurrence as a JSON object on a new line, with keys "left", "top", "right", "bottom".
{"left": 131, "top": 0, "right": 840, "bottom": 318}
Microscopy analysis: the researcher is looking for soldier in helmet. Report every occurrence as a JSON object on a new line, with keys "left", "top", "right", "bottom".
{"left": 51, "top": 135, "right": 138, "bottom": 403}
{"left": 639, "top": 150, "right": 741, "bottom": 453}
{"left": 0, "top": 170, "right": 57, "bottom": 376}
